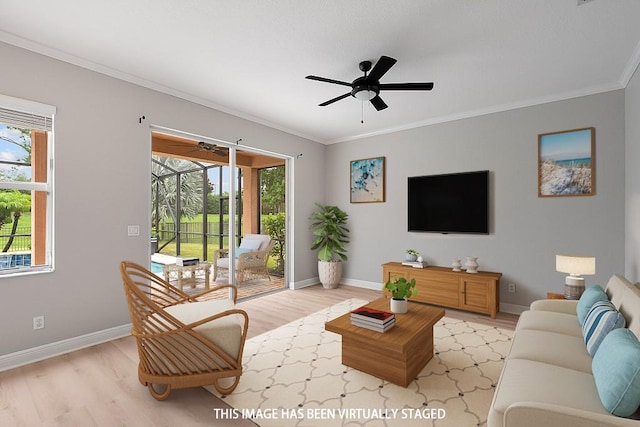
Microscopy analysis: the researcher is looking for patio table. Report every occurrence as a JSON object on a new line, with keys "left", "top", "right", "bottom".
{"left": 162, "top": 262, "right": 211, "bottom": 291}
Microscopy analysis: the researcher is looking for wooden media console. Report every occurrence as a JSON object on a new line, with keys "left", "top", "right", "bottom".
{"left": 382, "top": 262, "right": 502, "bottom": 318}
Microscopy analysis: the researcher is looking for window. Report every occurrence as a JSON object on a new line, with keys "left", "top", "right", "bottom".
{"left": 0, "top": 94, "right": 55, "bottom": 275}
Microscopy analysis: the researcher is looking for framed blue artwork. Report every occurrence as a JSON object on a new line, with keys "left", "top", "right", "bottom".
{"left": 350, "top": 156, "right": 385, "bottom": 203}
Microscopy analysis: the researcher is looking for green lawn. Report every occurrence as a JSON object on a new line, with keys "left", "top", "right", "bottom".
{"left": 0, "top": 212, "right": 31, "bottom": 252}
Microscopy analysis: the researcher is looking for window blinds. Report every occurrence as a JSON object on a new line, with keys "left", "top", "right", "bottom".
{"left": 0, "top": 94, "right": 55, "bottom": 131}
{"left": 0, "top": 106, "right": 53, "bottom": 131}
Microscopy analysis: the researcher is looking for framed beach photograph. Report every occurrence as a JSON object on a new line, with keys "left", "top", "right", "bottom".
{"left": 350, "top": 156, "right": 385, "bottom": 203}
{"left": 538, "top": 127, "right": 595, "bottom": 197}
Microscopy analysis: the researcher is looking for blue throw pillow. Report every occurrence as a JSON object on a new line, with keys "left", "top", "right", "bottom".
{"left": 582, "top": 300, "right": 626, "bottom": 356}
{"left": 577, "top": 285, "right": 608, "bottom": 325}
{"left": 592, "top": 328, "right": 640, "bottom": 417}
{"left": 234, "top": 247, "right": 254, "bottom": 258}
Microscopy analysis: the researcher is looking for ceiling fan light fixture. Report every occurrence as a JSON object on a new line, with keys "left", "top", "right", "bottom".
{"left": 354, "top": 88, "right": 376, "bottom": 101}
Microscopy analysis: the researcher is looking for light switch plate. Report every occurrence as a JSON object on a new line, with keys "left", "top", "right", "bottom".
{"left": 127, "top": 225, "right": 140, "bottom": 236}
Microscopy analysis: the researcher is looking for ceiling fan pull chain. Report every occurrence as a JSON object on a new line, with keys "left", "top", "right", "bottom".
{"left": 361, "top": 101, "right": 364, "bottom": 124}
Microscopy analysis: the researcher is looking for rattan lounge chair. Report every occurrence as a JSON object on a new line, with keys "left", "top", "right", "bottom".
{"left": 213, "top": 234, "right": 275, "bottom": 284}
{"left": 120, "top": 261, "right": 249, "bottom": 400}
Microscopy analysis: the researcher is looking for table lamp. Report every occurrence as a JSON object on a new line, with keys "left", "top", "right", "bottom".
{"left": 555, "top": 254, "right": 596, "bottom": 299}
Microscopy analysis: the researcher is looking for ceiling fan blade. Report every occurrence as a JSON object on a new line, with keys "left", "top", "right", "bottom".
{"left": 306, "top": 75, "right": 352, "bottom": 87}
{"left": 319, "top": 92, "right": 352, "bottom": 106}
{"left": 368, "top": 56, "right": 397, "bottom": 81}
{"left": 379, "top": 82, "right": 434, "bottom": 90}
{"left": 370, "top": 95, "right": 388, "bottom": 111}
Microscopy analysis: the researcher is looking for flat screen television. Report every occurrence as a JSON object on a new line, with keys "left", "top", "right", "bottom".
{"left": 408, "top": 170, "right": 489, "bottom": 234}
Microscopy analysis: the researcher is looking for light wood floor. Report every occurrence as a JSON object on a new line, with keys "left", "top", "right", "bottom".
{"left": 0, "top": 285, "right": 518, "bottom": 426}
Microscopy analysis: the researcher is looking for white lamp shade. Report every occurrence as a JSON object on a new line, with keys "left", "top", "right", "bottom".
{"left": 556, "top": 255, "right": 596, "bottom": 275}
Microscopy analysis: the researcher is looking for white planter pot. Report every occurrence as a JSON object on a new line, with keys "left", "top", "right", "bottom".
{"left": 390, "top": 298, "right": 408, "bottom": 314}
{"left": 405, "top": 254, "right": 418, "bottom": 262}
{"left": 318, "top": 260, "right": 342, "bottom": 289}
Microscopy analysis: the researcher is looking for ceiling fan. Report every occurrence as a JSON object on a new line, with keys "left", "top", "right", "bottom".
{"left": 306, "top": 55, "right": 434, "bottom": 111}
{"left": 194, "top": 141, "right": 227, "bottom": 156}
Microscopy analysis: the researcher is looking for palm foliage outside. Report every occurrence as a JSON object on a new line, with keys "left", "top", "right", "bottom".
{"left": 152, "top": 157, "right": 285, "bottom": 275}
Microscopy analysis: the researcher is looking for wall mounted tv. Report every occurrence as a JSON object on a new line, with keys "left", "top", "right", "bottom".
{"left": 408, "top": 170, "right": 489, "bottom": 234}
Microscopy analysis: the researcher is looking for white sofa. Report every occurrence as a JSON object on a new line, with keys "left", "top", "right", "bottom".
{"left": 488, "top": 275, "right": 640, "bottom": 427}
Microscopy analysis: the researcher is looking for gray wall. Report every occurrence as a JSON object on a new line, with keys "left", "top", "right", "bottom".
{"left": 326, "top": 91, "right": 626, "bottom": 309}
{"left": 626, "top": 67, "right": 640, "bottom": 282}
{"left": 0, "top": 38, "right": 633, "bottom": 358}
{"left": 0, "top": 41, "right": 324, "bottom": 356}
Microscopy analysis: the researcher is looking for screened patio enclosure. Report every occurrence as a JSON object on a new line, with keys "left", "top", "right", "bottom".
{"left": 151, "top": 132, "right": 286, "bottom": 275}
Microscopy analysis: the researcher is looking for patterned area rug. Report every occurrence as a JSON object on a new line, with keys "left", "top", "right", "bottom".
{"left": 206, "top": 298, "right": 513, "bottom": 427}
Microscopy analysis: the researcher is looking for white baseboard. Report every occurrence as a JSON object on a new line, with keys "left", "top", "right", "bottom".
{"left": 340, "top": 277, "right": 381, "bottom": 291}
{"left": 0, "top": 324, "right": 132, "bottom": 372}
{"left": 290, "top": 277, "right": 320, "bottom": 290}
{"left": 500, "top": 302, "right": 529, "bottom": 316}
{"left": 291, "top": 277, "right": 380, "bottom": 291}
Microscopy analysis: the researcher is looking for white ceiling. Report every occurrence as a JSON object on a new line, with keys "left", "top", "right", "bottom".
{"left": 1, "top": 1, "right": 640, "bottom": 144}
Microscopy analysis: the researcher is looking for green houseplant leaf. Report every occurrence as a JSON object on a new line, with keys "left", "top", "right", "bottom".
{"left": 309, "top": 203, "right": 349, "bottom": 262}
{"left": 384, "top": 277, "right": 417, "bottom": 300}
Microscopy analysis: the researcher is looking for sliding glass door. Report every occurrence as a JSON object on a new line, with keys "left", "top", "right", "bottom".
{"left": 151, "top": 130, "right": 287, "bottom": 294}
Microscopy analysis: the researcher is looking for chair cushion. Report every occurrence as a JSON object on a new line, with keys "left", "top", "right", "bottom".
{"left": 239, "top": 239, "right": 261, "bottom": 250}
{"left": 592, "top": 328, "right": 640, "bottom": 417}
{"left": 582, "top": 300, "right": 625, "bottom": 356}
{"left": 577, "top": 285, "right": 608, "bottom": 325}
{"left": 241, "top": 234, "right": 271, "bottom": 251}
{"left": 165, "top": 299, "right": 243, "bottom": 359}
{"left": 216, "top": 258, "right": 237, "bottom": 269}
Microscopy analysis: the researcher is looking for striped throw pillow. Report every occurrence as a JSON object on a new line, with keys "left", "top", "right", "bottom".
{"left": 583, "top": 300, "right": 626, "bottom": 356}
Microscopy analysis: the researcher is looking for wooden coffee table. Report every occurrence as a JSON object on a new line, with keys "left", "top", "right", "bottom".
{"left": 325, "top": 297, "right": 445, "bottom": 387}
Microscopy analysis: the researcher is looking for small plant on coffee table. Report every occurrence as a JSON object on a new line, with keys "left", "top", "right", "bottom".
{"left": 384, "top": 277, "right": 417, "bottom": 300}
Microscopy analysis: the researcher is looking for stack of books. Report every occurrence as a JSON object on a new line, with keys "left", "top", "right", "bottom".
{"left": 350, "top": 305, "right": 396, "bottom": 332}
{"left": 401, "top": 261, "right": 427, "bottom": 268}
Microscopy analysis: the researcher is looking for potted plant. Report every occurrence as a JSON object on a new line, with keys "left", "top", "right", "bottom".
{"left": 309, "top": 203, "right": 349, "bottom": 289}
{"left": 384, "top": 277, "right": 417, "bottom": 313}
{"left": 405, "top": 249, "right": 419, "bottom": 262}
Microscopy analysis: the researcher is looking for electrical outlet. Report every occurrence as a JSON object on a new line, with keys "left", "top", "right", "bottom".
{"left": 33, "top": 315, "right": 45, "bottom": 330}
{"left": 508, "top": 283, "right": 516, "bottom": 293}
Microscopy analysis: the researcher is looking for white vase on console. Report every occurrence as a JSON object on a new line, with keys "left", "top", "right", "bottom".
{"left": 465, "top": 257, "right": 479, "bottom": 273}
{"left": 452, "top": 259, "right": 462, "bottom": 272}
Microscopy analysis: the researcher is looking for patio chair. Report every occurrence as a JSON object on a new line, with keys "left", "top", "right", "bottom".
{"left": 213, "top": 234, "right": 275, "bottom": 284}
{"left": 120, "top": 261, "right": 249, "bottom": 400}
